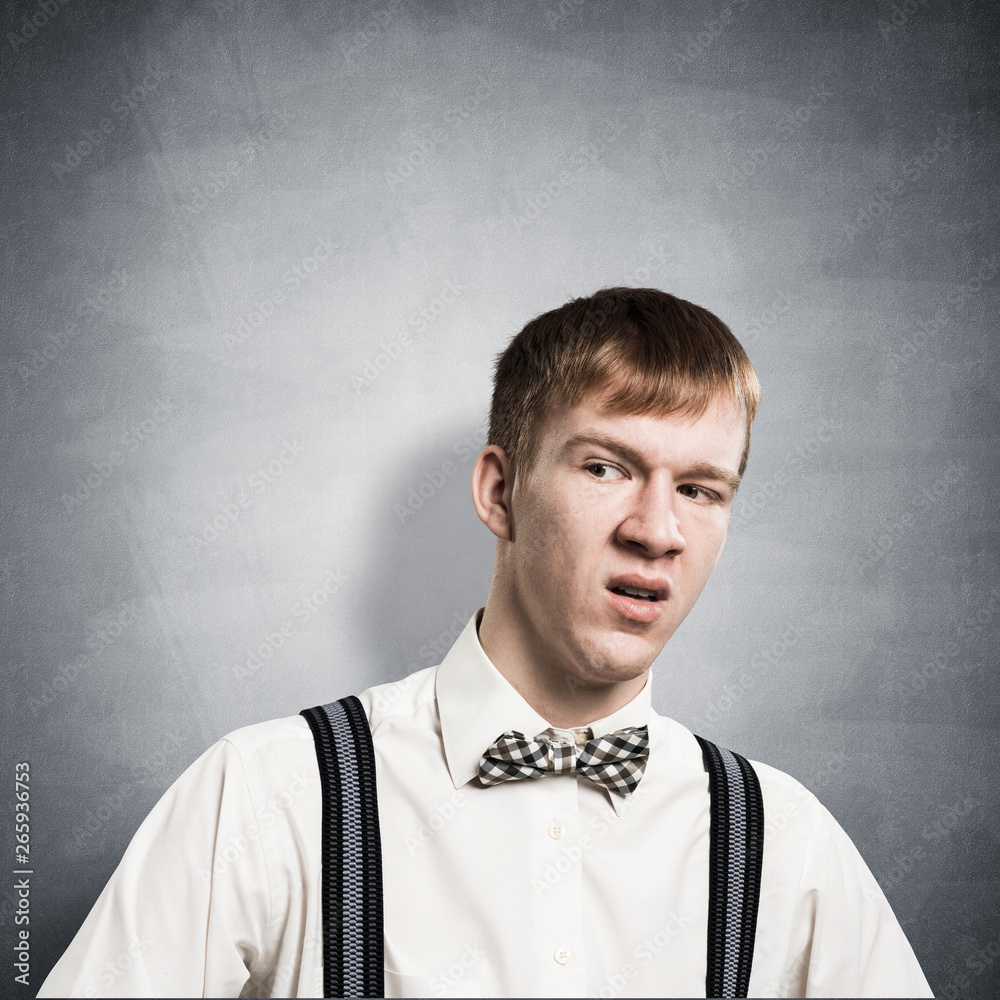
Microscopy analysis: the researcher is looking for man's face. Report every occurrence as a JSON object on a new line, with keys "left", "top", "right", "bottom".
{"left": 503, "top": 391, "right": 745, "bottom": 689}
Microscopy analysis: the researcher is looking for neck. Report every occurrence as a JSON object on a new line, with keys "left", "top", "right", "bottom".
{"left": 476, "top": 597, "right": 648, "bottom": 730}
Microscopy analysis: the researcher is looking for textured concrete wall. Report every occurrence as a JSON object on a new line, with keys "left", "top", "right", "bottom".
{"left": 2, "top": 1, "right": 997, "bottom": 994}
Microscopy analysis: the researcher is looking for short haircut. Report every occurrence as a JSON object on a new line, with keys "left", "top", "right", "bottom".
{"left": 489, "top": 287, "right": 761, "bottom": 481}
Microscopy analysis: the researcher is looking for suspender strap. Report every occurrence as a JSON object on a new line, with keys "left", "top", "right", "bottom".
{"left": 694, "top": 735, "right": 765, "bottom": 999}
{"left": 301, "top": 697, "right": 384, "bottom": 999}
{"left": 301, "top": 697, "right": 760, "bottom": 1000}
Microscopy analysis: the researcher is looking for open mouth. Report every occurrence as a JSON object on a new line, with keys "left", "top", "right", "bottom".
{"left": 610, "top": 586, "right": 659, "bottom": 602}
{"left": 605, "top": 582, "right": 666, "bottom": 623}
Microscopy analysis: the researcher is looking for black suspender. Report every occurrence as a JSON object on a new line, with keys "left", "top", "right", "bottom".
{"left": 301, "top": 697, "right": 384, "bottom": 1000}
{"left": 302, "top": 698, "right": 765, "bottom": 999}
{"left": 694, "top": 735, "right": 766, "bottom": 998}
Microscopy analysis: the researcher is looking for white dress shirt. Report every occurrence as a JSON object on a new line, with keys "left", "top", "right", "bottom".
{"left": 39, "top": 610, "right": 932, "bottom": 999}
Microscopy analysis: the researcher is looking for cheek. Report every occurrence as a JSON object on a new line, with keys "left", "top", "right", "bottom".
{"left": 701, "top": 521, "right": 730, "bottom": 569}
{"left": 517, "top": 492, "right": 599, "bottom": 585}
{"left": 682, "top": 509, "right": 727, "bottom": 553}
{"left": 513, "top": 496, "right": 561, "bottom": 573}
{"left": 543, "top": 489, "right": 611, "bottom": 556}
{"left": 713, "top": 526, "right": 729, "bottom": 562}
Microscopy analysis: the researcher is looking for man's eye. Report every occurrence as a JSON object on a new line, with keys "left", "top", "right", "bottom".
{"left": 678, "top": 484, "right": 715, "bottom": 501}
{"left": 586, "top": 463, "right": 623, "bottom": 480}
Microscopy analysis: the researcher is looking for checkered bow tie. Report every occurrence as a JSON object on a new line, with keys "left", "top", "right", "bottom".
{"left": 479, "top": 725, "right": 649, "bottom": 796}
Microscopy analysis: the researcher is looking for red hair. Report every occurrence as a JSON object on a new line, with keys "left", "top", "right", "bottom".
{"left": 489, "top": 287, "right": 761, "bottom": 478}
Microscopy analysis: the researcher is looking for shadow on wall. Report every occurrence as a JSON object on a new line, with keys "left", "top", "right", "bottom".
{"left": 350, "top": 420, "right": 497, "bottom": 687}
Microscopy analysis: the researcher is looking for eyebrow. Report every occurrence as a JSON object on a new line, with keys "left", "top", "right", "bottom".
{"left": 562, "top": 432, "right": 743, "bottom": 493}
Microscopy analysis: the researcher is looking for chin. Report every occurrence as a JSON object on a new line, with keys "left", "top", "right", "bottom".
{"left": 575, "top": 629, "right": 660, "bottom": 682}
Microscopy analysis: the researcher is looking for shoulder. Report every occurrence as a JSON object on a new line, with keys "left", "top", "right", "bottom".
{"left": 681, "top": 732, "right": 881, "bottom": 905}
{"left": 218, "top": 662, "right": 437, "bottom": 746}
{"left": 207, "top": 714, "right": 323, "bottom": 818}
{"left": 215, "top": 666, "right": 438, "bottom": 774}
{"left": 217, "top": 713, "right": 316, "bottom": 777}
{"left": 747, "top": 757, "right": 839, "bottom": 849}
{"left": 220, "top": 713, "right": 315, "bottom": 755}
{"left": 738, "top": 752, "right": 874, "bottom": 887}
{"left": 355, "top": 664, "right": 438, "bottom": 733}
{"left": 660, "top": 713, "right": 844, "bottom": 852}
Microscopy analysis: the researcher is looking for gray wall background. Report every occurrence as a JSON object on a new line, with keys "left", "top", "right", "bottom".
{"left": 2, "top": 1, "right": 997, "bottom": 995}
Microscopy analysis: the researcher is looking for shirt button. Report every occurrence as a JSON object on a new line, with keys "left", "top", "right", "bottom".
{"left": 554, "top": 947, "right": 572, "bottom": 965}
{"left": 548, "top": 822, "right": 565, "bottom": 840}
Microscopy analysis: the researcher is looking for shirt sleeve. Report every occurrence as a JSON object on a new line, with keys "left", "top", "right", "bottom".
{"left": 37, "top": 738, "right": 271, "bottom": 999}
{"left": 782, "top": 799, "right": 934, "bottom": 999}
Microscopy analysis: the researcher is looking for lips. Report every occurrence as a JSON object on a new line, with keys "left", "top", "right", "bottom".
{"left": 605, "top": 574, "right": 670, "bottom": 624}
{"left": 607, "top": 574, "right": 670, "bottom": 602}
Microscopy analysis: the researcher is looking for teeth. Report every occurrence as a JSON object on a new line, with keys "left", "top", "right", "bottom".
{"left": 618, "top": 586, "right": 656, "bottom": 599}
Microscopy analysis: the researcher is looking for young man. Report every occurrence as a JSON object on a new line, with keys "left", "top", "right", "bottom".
{"left": 39, "top": 288, "right": 932, "bottom": 998}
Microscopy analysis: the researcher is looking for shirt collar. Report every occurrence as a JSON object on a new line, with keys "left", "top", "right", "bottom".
{"left": 436, "top": 608, "right": 653, "bottom": 807}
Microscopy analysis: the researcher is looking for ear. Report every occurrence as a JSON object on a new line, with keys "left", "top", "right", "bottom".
{"left": 471, "top": 445, "right": 514, "bottom": 541}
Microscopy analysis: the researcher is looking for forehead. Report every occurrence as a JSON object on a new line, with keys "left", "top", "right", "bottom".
{"left": 540, "top": 392, "right": 746, "bottom": 472}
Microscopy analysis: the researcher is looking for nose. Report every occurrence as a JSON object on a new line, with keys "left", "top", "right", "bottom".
{"left": 615, "top": 477, "right": 686, "bottom": 558}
